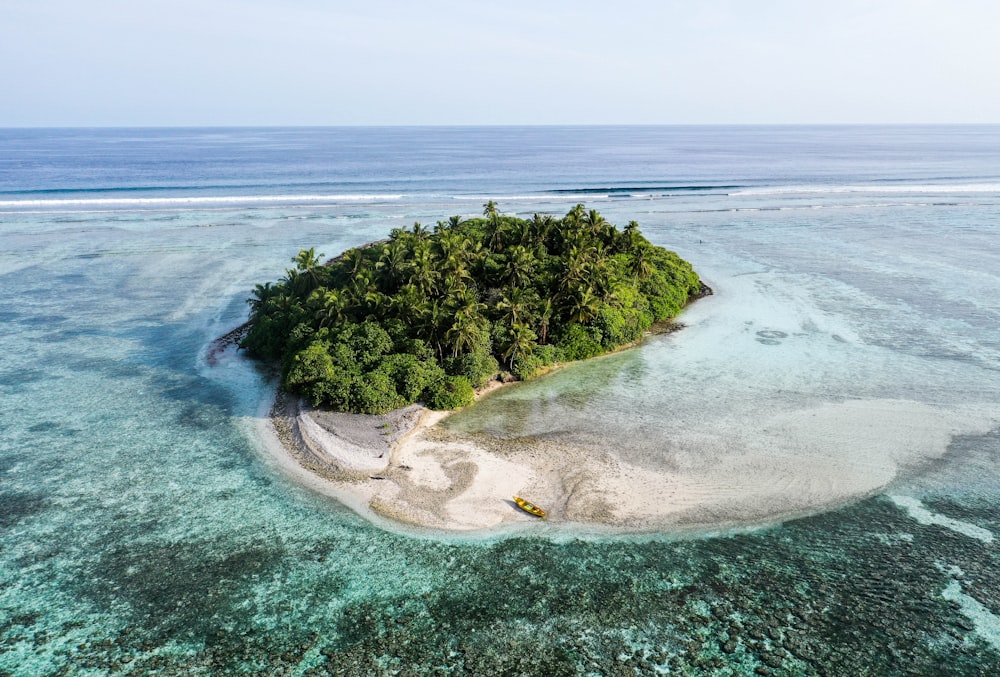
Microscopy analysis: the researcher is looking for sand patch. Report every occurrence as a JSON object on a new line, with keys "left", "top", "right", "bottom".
{"left": 262, "top": 392, "right": 998, "bottom": 534}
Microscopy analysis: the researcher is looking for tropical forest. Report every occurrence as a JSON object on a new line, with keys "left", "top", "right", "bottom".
{"left": 241, "top": 203, "right": 702, "bottom": 413}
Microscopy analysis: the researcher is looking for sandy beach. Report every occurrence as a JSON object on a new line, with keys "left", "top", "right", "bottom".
{"left": 252, "top": 370, "right": 998, "bottom": 535}
{"left": 204, "top": 274, "right": 999, "bottom": 536}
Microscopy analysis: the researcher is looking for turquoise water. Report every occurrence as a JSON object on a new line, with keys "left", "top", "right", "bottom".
{"left": 2, "top": 127, "right": 1000, "bottom": 674}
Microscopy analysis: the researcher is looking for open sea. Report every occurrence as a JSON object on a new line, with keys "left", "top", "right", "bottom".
{"left": 2, "top": 125, "right": 1000, "bottom": 675}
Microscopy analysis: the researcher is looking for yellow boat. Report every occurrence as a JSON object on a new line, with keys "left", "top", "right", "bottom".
{"left": 513, "top": 496, "right": 547, "bottom": 519}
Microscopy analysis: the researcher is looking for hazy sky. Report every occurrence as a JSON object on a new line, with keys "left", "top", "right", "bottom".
{"left": 2, "top": 0, "right": 998, "bottom": 126}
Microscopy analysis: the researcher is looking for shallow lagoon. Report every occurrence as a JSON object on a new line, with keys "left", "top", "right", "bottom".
{"left": 2, "top": 127, "right": 1000, "bottom": 674}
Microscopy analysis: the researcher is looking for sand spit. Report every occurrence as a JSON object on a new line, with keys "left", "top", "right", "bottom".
{"left": 209, "top": 282, "right": 998, "bottom": 534}
{"left": 263, "top": 388, "right": 999, "bottom": 534}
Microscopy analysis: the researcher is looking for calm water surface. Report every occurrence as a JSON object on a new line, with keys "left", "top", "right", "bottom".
{"left": 2, "top": 126, "right": 1000, "bottom": 675}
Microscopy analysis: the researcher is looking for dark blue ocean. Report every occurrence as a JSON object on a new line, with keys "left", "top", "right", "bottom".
{"left": 2, "top": 126, "right": 1000, "bottom": 674}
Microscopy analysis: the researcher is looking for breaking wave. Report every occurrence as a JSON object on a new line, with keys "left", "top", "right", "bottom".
{"left": 0, "top": 193, "right": 405, "bottom": 210}
{"left": 731, "top": 183, "right": 1000, "bottom": 196}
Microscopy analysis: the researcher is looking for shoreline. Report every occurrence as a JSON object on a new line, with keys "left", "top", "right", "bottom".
{"left": 209, "top": 282, "right": 1000, "bottom": 537}
{"left": 209, "top": 284, "right": 717, "bottom": 533}
{"left": 220, "top": 281, "right": 870, "bottom": 535}
{"left": 216, "top": 278, "right": 995, "bottom": 536}
{"left": 262, "top": 384, "right": 911, "bottom": 536}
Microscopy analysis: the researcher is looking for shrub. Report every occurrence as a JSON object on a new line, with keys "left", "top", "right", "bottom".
{"left": 350, "top": 368, "right": 404, "bottom": 414}
{"left": 241, "top": 315, "right": 289, "bottom": 360}
{"left": 557, "top": 324, "right": 603, "bottom": 362}
{"left": 344, "top": 321, "right": 393, "bottom": 368}
{"left": 443, "top": 349, "right": 499, "bottom": 388}
{"left": 286, "top": 322, "right": 317, "bottom": 354}
{"left": 283, "top": 340, "right": 362, "bottom": 407}
{"left": 377, "top": 353, "right": 445, "bottom": 402}
{"left": 511, "top": 353, "right": 541, "bottom": 380}
{"left": 535, "top": 344, "right": 559, "bottom": 366}
{"left": 313, "top": 368, "right": 356, "bottom": 410}
{"left": 423, "top": 375, "right": 475, "bottom": 410}
{"left": 396, "top": 337, "right": 435, "bottom": 362}
{"left": 284, "top": 341, "right": 336, "bottom": 405}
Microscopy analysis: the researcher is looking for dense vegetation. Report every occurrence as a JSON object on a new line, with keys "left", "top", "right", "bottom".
{"left": 241, "top": 203, "right": 701, "bottom": 413}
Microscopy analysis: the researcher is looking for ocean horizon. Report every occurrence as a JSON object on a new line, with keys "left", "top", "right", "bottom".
{"left": 2, "top": 125, "right": 1000, "bottom": 674}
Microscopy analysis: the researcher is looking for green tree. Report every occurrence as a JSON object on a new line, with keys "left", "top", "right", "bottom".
{"left": 484, "top": 201, "right": 505, "bottom": 251}
{"left": 500, "top": 322, "right": 537, "bottom": 371}
{"left": 245, "top": 202, "right": 699, "bottom": 413}
{"left": 316, "top": 289, "right": 347, "bottom": 328}
{"left": 567, "top": 285, "right": 601, "bottom": 324}
{"left": 247, "top": 282, "right": 277, "bottom": 319}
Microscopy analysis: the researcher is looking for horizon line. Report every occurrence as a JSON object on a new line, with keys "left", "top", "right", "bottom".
{"left": 3, "top": 122, "right": 1000, "bottom": 131}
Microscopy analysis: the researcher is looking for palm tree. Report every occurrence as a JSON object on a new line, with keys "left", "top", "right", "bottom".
{"left": 504, "top": 245, "right": 535, "bottom": 288}
{"left": 531, "top": 213, "right": 556, "bottom": 247}
{"left": 559, "top": 244, "right": 593, "bottom": 292}
{"left": 484, "top": 201, "right": 505, "bottom": 251}
{"left": 411, "top": 222, "right": 430, "bottom": 241}
{"left": 448, "top": 284, "right": 479, "bottom": 311}
{"left": 418, "top": 299, "right": 449, "bottom": 359}
{"left": 283, "top": 267, "right": 305, "bottom": 296}
{"left": 342, "top": 271, "right": 376, "bottom": 314}
{"left": 507, "top": 219, "right": 532, "bottom": 247}
{"left": 376, "top": 240, "right": 409, "bottom": 289}
{"left": 567, "top": 285, "right": 600, "bottom": 324}
{"left": 292, "top": 248, "right": 325, "bottom": 295}
{"left": 406, "top": 241, "right": 440, "bottom": 295}
{"left": 565, "top": 203, "right": 586, "bottom": 224}
{"left": 585, "top": 247, "right": 613, "bottom": 297}
{"left": 293, "top": 246, "right": 324, "bottom": 274}
{"left": 317, "top": 290, "right": 346, "bottom": 327}
{"left": 445, "top": 312, "right": 485, "bottom": 358}
{"left": 611, "top": 220, "right": 642, "bottom": 254}
{"left": 501, "top": 322, "right": 536, "bottom": 370}
{"left": 435, "top": 230, "right": 463, "bottom": 264}
{"left": 496, "top": 287, "right": 532, "bottom": 327}
{"left": 389, "top": 283, "right": 424, "bottom": 319}
{"left": 537, "top": 298, "right": 554, "bottom": 345}
{"left": 247, "top": 282, "right": 277, "bottom": 319}
{"left": 630, "top": 244, "right": 655, "bottom": 286}
{"left": 582, "top": 209, "right": 607, "bottom": 237}
{"left": 363, "top": 290, "right": 390, "bottom": 321}
{"left": 336, "top": 248, "right": 367, "bottom": 280}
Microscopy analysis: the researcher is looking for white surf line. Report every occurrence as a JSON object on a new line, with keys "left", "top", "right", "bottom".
{"left": 937, "top": 564, "right": 1000, "bottom": 651}
{"left": 887, "top": 495, "right": 994, "bottom": 544}
{"left": 0, "top": 194, "right": 404, "bottom": 208}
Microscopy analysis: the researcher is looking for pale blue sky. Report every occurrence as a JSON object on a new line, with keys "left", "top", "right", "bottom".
{"left": 2, "top": 0, "right": 998, "bottom": 126}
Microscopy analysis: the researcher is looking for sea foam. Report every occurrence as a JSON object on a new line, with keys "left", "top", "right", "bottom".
{"left": 0, "top": 193, "right": 404, "bottom": 210}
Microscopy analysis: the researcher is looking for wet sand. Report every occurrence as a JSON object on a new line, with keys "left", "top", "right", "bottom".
{"left": 215, "top": 280, "right": 998, "bottom": 535}
{"left": 260, "top": 382, "right": 999, "bottom": 534}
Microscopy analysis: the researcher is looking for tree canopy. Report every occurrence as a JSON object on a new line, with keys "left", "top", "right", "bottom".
{"left": 241, "top": 204, "right": 701, "bottom": 413}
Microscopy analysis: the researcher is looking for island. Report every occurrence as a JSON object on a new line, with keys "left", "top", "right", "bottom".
{"left": 237, "top": 203, "right": 710, "bottom": 531}
{"left": 242, "top": 202, "right": 702, "bottom": 409}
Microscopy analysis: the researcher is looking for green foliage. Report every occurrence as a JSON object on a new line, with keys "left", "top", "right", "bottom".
{"left": 443, "top": 349, "right": 499, "bottom": 389}
{"left": 244, "top": 203, "right": 700, "bottom": 412}
{"left": 343, "top": 321, "right": 393, "bottom": 368}
{"left": 350, "top": 368, "right": 405, "bottom": 415}
{"left": 511, "top": 344, "right": 559, "bottom": 380}
{"left": 284, "top": 341, "right": 338, "bottom": 406}
{"left": 376, "top": 353, "right": 445, "bottom": 402}
{"left": 556, "top": 324, "right": 604, "bottom": 362}
{"left": 423, "top": 375, "right": 475, "bottom": 410}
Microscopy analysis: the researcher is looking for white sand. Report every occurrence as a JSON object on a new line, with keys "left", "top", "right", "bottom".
{"left": 297, "top": 411, "right": 389, "bottom": 472}
{"left": 263, "top": 394, "right": 998, "bottom": 534}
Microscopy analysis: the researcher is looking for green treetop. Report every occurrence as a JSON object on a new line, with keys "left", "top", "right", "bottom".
{"left": 241, "top": 204, "right": 701, "bottom": 414}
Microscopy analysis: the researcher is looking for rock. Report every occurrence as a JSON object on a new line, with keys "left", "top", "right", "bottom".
{"left": 763, "top": 653, "right": 784, "bottom": 669}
